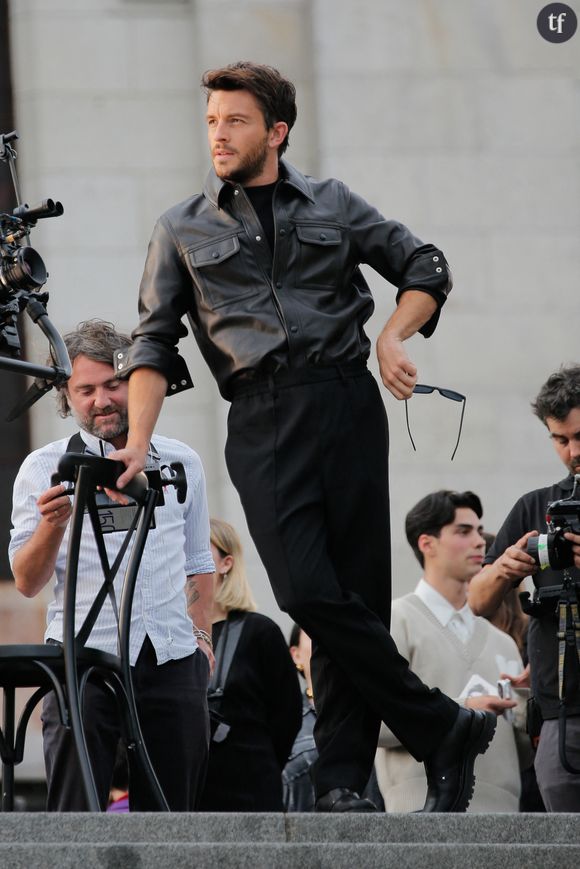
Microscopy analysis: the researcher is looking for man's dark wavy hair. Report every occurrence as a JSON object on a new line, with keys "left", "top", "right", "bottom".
{"left": 532, "top": 364, "right": 580, "bottom": 424}
{"left": 405, "top": 490, "right": 483, "bottom": 568}
{"left": 54, "top": 319, "right": 132, "bottom": 418}
{"left": 201, "top": 61, "right": 297, "bottom": 156}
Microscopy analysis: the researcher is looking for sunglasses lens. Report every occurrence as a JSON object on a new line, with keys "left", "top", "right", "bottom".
{"left": 412, "top": 385, "right": 435, "bottom": 395}
{"left": 439, "top": 389, "right": 464, "bottom": 402}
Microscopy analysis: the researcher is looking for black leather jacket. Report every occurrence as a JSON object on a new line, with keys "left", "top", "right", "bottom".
{"left": 119, "top": 161, "right": 452, "bottom": 400}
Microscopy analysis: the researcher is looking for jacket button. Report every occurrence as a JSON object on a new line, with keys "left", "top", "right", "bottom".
{"left": 170, "top": 384, "right": 177, "bottom": 390}
{"left": 320, "top": 233, "right": 327, "bottom": 240}
{"left": 117, "top": 363, "right": 123, "bottom": 370}
{"left": 276, "top": 282, "right": 282, "bottom": 289}
{"left": 436, "top": 267, "right": 442, "bottom": 273}
{"left": 212, "top": 251, "right": 219, "bottom": 258}
{"left": 117, "top": 353, "right": 124, "bottom": 359}
{"left": 256, "top": 235, "right": 262, "bottom": 242}
{"left": 433, "top": 255, "right": 439, "bottom": 262}
{"left": 279, "top": 229, "right": 286, "bottom": 237}
{"left": 290, "top": 326, "right": 298, "bottom": 333}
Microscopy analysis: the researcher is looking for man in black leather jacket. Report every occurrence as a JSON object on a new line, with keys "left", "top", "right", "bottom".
{"left": 113, "top": 61, "right": 496, "bottom": 813}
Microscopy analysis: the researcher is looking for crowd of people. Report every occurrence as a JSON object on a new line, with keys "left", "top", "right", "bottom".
{"left": 8, "top": 59, "right": 580, "bottom": 813}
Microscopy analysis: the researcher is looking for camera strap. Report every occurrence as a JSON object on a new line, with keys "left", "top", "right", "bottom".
{"left": 556, "top": 572, "right": 580, "bottom": 774}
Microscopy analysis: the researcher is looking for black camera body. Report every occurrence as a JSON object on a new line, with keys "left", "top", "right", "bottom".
{"left": 526, "top": 486, "right": 580, "bottom": 572}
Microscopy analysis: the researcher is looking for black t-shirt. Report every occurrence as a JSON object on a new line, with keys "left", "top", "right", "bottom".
{"left": 484, "top": 476, "right": 580, "bottom": 719}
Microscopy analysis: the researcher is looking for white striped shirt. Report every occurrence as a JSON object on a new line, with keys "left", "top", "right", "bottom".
{"left": 9, "top": 430, "right": 214, "bottom": 665}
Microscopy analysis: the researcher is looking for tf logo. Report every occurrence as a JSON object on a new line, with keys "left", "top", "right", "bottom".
{"left": 537, "top": 3, "right": 578, "bottom": 42}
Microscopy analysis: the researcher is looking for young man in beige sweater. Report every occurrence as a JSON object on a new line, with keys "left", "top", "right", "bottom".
{"left": 375, "top": 490, "right": 529, "bottom": 812}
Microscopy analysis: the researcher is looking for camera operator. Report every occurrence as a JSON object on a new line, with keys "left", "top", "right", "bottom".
{"left": 469, "top": 365, "right": 580, "bottom": 811}
{"left": 9, "top": 319, "right": 215, "bottom": 811}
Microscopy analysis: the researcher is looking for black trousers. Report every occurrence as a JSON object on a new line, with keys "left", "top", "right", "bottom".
{"left": 41, "top": 637, "right": 210, "bottom": 811}
{"left": 226, "top": 364, "right": 458, "bottom": 798}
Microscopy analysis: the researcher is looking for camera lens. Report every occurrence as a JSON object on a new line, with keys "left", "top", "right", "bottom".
{"left": 0, "top": 246, "right": 47, "bottom": 292}
{"left": 526, "top": 534, "right": 551, "bottom": 569}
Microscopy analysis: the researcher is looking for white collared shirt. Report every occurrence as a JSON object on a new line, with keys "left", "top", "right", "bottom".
{"left": 414, "top": 578, "right": 475, "bottom": 643}
{"left": 9, "top": 430, "right": 214, "bottom": 665}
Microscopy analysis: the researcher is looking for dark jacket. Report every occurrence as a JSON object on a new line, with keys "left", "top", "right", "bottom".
{"left": 119, "top": 161, "right": 452, "bottom": 399}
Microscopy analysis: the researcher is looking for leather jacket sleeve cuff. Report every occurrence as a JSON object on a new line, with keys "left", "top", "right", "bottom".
{"left": 114, "top": 343, "right": 194, "bottom": 396}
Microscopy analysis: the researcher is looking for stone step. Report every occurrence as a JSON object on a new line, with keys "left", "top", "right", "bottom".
{"left": 0, "top": 812, "right": 578, "bottom": 845}
{"left": 0, "top": 842, "right": 579, "bottom": 869}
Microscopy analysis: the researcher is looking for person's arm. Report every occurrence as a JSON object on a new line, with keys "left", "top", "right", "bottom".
{"left": 109, "top": 367, "right": 168, "bottom": 493}
{"left": 12, "top": 483, "right": 72, "bottom": 598}
{"left": 376, "top": 290, "right": 438, "bottom": 400}
{"left": 186, "top": 572, "right": 215, "bottom": 672}
{"left": 468, "top": 531, "right": 539, "bottom": 618}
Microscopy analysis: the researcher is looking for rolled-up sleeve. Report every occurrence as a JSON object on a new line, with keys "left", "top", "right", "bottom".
{"left": 346, "top": 188, "right": 453, "bottom": 338}
{"left": 119, "top": 218, "right": 194, "bottom": 396}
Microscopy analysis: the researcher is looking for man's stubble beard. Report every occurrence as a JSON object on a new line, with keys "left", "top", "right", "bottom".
{"left": 75, "top": 407, "right": 129, "bottom": 442}
{"left": 215, "top": 133, "right": 270, "bottom": 185}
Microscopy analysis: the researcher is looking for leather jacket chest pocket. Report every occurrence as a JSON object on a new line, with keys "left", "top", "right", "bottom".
{"left": 295, "top": 224, "right": 343, "bottom": 289}
{"left": 189, "top": 235, "right": 259, "bottom": 309}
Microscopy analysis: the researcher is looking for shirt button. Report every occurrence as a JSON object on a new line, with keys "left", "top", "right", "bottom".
{"left": 256, "top": 235, "right": 262, "bottom": 242}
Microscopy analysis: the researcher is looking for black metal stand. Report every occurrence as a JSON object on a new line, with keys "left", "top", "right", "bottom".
{"left": 0, "top": 453, "right": 169, "bottom": 811}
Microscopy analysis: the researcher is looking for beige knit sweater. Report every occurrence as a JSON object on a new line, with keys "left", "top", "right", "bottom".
{"left": 375, "top": 593, "right": 528, "bottom": 813}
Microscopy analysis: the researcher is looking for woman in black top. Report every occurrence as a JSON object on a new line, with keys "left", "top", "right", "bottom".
{"left": 198, "top": 518, "right": 302, "bottom": 811}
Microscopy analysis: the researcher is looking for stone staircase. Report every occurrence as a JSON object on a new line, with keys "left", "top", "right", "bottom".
{"left": 0, "top": 812, "right": 577, "bottom": 868}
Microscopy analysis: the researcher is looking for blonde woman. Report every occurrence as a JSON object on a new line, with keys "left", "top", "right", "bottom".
{"left": 198, "top": 518, "right": 302, "bottom": 811}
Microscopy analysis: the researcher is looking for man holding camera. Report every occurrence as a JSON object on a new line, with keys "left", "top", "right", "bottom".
{"left": 9, "top": 320, "right": 214, "bottom": 811}
{"left": 469, "top": 364, "right": 580, "bottom": 811}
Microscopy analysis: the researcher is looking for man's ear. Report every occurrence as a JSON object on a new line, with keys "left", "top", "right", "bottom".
{"left": 418, "top": 533, "right": 436, "bottom": 560}
{"left": 269, "top": 121, "right": 288, "bottom": 149}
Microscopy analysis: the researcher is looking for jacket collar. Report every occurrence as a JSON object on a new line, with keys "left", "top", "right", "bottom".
{"left": 203, "top": 158, "right": 315, "bottom": 209}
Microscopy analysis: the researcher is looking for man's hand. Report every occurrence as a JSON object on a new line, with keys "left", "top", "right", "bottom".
{"left": 564, "top": 531, "right": 580, "bottom": 569}
{"left": 465, "top": 694, "right": 517, "bottom": 716}
{"left": 493, "top": 530, "right": 539, "bottom": 584}
{"left": 500, "top": 665, "right": 530, "bottom": 690}
{"left": 106, "top": 446, "right": 148, "bottom": 504}
{"left": 376, "top": 331, "right": 417, "bottom": 400}
{"left": 37, "top": 484, "right": 73, "bottom": 528}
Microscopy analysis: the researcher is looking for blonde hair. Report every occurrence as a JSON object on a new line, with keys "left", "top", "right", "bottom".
{"left": 210, "top": 518, "right": 257, "bottom": 614}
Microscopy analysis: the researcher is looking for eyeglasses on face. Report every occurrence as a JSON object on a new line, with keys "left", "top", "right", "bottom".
{"left": 404, "top": 384, "right": 466, "bottom": 461}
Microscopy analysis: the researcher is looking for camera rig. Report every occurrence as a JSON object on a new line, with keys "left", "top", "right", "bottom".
{"left": 0, "top": 130, "right": 70, "bottom": 420}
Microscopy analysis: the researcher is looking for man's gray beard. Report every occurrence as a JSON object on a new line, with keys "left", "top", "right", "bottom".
{"left": 75, "top": 408, "right": 129, "bottom": 442}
